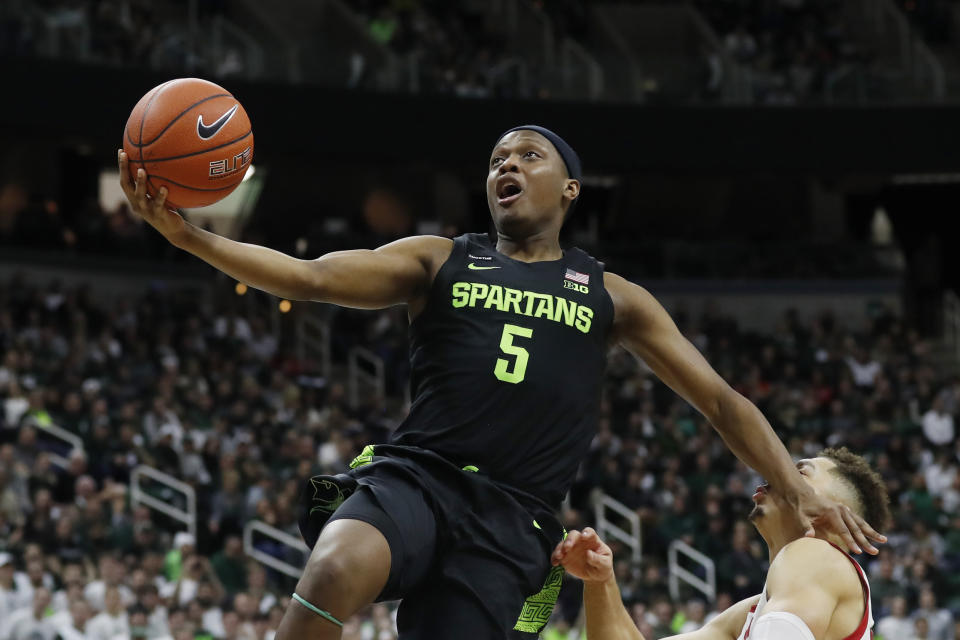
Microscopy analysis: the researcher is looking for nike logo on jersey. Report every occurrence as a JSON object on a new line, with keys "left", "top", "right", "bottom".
{"left": 468, "top": 263, "right": 501, "bottom": 270}
{"left": 197, "top": 104, "right": 239, "bottom": 140}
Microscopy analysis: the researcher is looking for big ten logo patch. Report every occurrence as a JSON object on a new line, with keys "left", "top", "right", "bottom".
{"left": 209, "top": 146, "right": 252, "bottom": 179}
{"left": 563, "top": 280, "right": 589, "bottom": 295}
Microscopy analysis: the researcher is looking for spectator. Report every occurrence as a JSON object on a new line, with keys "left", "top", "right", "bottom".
{"left": 137, "top": 584, "right": 170, "bottom": 638}
{"left": 879, "top": 595, "right": 916, "bottom": 640}
{"left": 84, "top": 554, "right": 135, "bottom": 611}
{"left": 913, "top": 588, "right": 953, "bottom": 640}
{"left": 724, "top": 24, "right": 757, "bottom": 62}
{"left": 678, "top": 599, "right": 707, "bottom": 633}
{"left": 870, "top": 555, "right": 907, "bottom": 615}
{"left": 0, "top": 552, "right": 27, "bottom": 620}
{"left": 210, "top": 535, "right": 247, "bottom": 595}
{"left": 847, "top": 344, "right": 882, "bottom": 388}
{"left": 911, "top": 616, "right": 931, "bottom": 640}
{"left": 86, "top": 586, "right": 129, "bottom": 640}
{"left": 55, "top": 599, "right": 94, "bottom": 640}
{"left": 1, "top": 586, "right": 56, "bottom": 640}
{"left": 923, "top": 395, "right": 955, "bottom": 446}
{"left": 128, "top": 604, "right": 152, "bottom": 640}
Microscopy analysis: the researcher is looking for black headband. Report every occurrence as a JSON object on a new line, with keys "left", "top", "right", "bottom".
{"left": 496, "top": 125, "right": 582, "bottom": 183}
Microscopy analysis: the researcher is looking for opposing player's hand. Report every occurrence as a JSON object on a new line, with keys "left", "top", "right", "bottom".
{"left": 118, "top": 150, "right": 187, "bottom": 243}
{"left": 794, "top": 489, "right": 886, "bottom": 555}
{"left": 551, "top": 527, "right": 614, "bottom": 583}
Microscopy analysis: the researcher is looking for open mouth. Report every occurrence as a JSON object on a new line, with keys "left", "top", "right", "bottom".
{"left": 497, "top": 182, "right": 523, "bottom": 206}
{"left": 752, "top": 483, "right": 769, "bottom": 501}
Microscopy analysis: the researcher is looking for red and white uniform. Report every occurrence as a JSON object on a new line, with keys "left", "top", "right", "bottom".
{"left": 737, "top": 544, "right": 873, "bottom": 640}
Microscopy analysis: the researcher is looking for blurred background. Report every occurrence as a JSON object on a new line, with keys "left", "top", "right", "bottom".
{"left": 2, "top": 0, "right": 960, "bottom": 639}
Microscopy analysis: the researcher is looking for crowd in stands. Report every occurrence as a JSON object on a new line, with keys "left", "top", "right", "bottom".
{"left": 2, "top": 0, "right": 912, "bottom": 104}
{"left": 693, "top": 0, "right": 866, "bottom": 104}
{"left": 0, "top": 265, "right": 958, "bottom": 638}
{"left": 0, "top": 0, "right": 245, "bottom": 79}
{"left": 353, "top": 0, "right": 517, "bottom": 99}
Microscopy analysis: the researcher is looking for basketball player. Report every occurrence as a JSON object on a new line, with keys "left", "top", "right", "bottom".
{"left": 552, "top": 447, "right": 891, "bottom": 640}
{"left": 116, "top": 126, "right": 884, "bottom": 639}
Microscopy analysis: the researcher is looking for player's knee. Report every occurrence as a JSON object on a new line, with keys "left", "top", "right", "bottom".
{"left": 301, "top": 550, "right": 355, "bottom": 601}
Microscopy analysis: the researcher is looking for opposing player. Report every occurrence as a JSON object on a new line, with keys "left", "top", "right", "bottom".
{"left": 553, "top": 447, "right": 891, "bottom": 640}
{"left": 117, "top": 125, "right": 884, "bottom": 639}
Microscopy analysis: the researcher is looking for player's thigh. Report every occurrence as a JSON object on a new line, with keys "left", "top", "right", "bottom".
{"left": 326, "top": 482, "right": 438, "bottom": 600}
{"left": 396, "top": 550, "right": 559, "bottom": 640}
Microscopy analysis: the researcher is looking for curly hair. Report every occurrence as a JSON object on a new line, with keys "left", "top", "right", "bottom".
{"left": 819, "top": 447, "right": 892, "bottom": 532}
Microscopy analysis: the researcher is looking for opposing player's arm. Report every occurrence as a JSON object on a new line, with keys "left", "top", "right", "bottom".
{"left": 757, "top": 538, "right": 861, "bottom": 639}
{"left": 669, "top": 595, "right": 761, "bottom": 640}
{"left": 119, "top": 150, "right": 452, "bottom": 308}
{"left": 603, "top": 273, "right": 884, "bottom": 553}
{"left": 582, "top": 581, "right": 755, "bottom": 640}
{"left": 554, "top": 529, "right": 755, "bottom": 640}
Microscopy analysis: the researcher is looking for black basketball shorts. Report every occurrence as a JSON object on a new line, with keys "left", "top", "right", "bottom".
{"left": 300, "top": 444, "right": 567, "bottom": 639}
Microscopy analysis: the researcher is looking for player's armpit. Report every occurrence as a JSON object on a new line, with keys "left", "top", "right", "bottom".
{"left": 307, "top": 236, "right": 454, "bottom": 309}
{"left": 761, "top": 538, "right": 855, "bottom": 639}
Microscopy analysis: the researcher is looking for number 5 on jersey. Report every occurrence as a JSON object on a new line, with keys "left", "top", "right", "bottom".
{"left": 495, "top": 324, "right": 533, "bottom": 384}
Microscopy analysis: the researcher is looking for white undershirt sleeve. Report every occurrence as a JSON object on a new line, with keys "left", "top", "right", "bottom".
{"left": 750, "top": 612, "right": 817, "bottom": 640}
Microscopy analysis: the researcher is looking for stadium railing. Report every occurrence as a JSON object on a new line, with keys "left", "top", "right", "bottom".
{"left": 37, "top": 422, "right": 84, "bottom": 470}
{"left": 348, "top": 346, "right": 386, "bottom": 410}
{"left": 242, "top": 520, "right": 308, "bottom": 580}
{"left": 296, "top": 312, "right": 333, "bottom": 381}
{"left": 593, "top": 491, "right": 642, "bottom": 565}
{"left": 559, "top": 38, "right": 604, "bottom": 101}
{"left": 668, "top": 540, "right": 717, "bottom": 604}
{"left": 130, "top": 465, "right": 198, "bottom": 540}
{"left": 588, "top": 4, "right": 646, "bottom": 102}
{"left": 500, "top": 0, "right": 556, "bottom": 70}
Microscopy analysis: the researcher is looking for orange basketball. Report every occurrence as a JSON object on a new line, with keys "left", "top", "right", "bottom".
{"left": 122, "top": 78, "right": 253, "bottom": 209}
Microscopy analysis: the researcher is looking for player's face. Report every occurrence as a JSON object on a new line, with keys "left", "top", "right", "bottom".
{"left": 487, "top": 131, "right": 578, "bottom": 236}
{"left": 749, "top": 457, "right": 846, "bottom": 525}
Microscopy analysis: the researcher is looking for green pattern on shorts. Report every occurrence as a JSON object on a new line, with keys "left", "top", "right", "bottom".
{"left": 513, "top": 564, "right": 565, "bottom": 633}
{"left": 349, "top": 444, "right": 376, "bottom": 469}
{"left": 307, "top": 478, "right": 350, "bottom": 515}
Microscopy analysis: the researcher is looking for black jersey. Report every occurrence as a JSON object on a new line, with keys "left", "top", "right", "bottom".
{"left": 390, "top": 232, "right": 615, "bottom": 507}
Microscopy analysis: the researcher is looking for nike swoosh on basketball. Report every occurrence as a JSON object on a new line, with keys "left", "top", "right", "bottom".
{"left": 468, "top": 263, "right": 501, "bottom": 270}
{"left": 197, "top": 104, "right": 239, "bottom": 140}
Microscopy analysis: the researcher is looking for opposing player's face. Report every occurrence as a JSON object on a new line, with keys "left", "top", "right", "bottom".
{"left": 487, "top": 131, "right": 579, "bottom": 235}
{"left": 749, "top": 457, "right": 849, "bottom": 525}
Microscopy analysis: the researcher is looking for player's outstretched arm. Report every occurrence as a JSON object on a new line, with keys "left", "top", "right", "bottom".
{"left": 118, "top": 150, "right": 452, "bottom": 307}
{"left": 603, "top": 273, "right": 885, "bottom": 554}
{"left": 553, "top": 529, "right": 755, "bottom": 640}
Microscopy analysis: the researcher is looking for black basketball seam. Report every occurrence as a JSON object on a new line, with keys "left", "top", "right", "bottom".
{"left": 136, "top": 80, "right": 176, "bottom": 194}
{"left": 127, "top": 92, "right": 233, "bottom": 148}
{"left": 148, "top": 174, "right": 247, "bottom": 192}
{"left": 138, "top": 131, "right": 252, "bottom": 163}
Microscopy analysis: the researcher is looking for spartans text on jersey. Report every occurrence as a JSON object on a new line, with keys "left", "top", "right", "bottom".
{"left": 451, "top": 281, "right": 595, "bottom": 334}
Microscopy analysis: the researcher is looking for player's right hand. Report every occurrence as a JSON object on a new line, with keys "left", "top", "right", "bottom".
{"left": 118, "top": 150, "right": 187, "bottom": 243}
{"left": 551, "top": 527, "right": 614, "bottom": 583}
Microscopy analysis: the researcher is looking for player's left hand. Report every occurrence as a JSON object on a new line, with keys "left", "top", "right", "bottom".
{"left": 551, "top": 527, "right": 614, "bottom": 583}
{"left": 794, "top": 489, "right": 886, "bottom": 555}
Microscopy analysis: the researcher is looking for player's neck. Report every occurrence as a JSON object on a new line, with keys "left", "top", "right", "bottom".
{"left": 758, "top": 518, "right": 806, "bottom": 563}
{"left": 495, "top": 229, "right": 563, "bottom": 263}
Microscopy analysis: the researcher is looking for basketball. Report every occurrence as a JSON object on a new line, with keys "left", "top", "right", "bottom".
{"left": 122, "top": 78, "right": 253, "bottom": 209}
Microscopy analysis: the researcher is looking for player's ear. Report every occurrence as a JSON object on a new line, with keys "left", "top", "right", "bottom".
{"left": 563, "top": 179, "right": 580, "bottom": 202}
